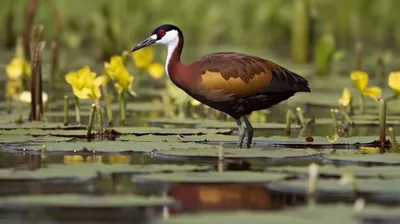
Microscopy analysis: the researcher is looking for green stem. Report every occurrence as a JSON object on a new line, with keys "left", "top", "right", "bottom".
{"left": 359, "top": 94, "right": 365, "bottom": 114}
{"left": 118, "top": 92, "right": 126, "bottom": 126}
{"left": 339, "top": 105, "right": 354, "bottom": 126}
{"left": 102, "top": 86, "right": 113, "bottom": 126}
{"left": 389, "top": 127, "right": 399, "bottom": 153}
{"left": 7, "top": 96, "right": 12, "bottom": 114}
{"left": 296, "top": 107, "right": 305, "bottom": 126}
{"left": 74, "top": 96, "right": 81, "bottom": 125}
{"left": 330, "top": 108, "right": 338, "bottom": 131}
{"left": 285, "top": 110, "right": 294, "bottom": 136}
{"left": 379, "top": 96, "right": 386, "bottom": 153}
{"left": 87, "top": 104, "right": 97, "bottom": 139}
{"left": 63, "top": 95, "right": 68, "bottom": 126}
{"left": 96, "top": 104, "right": 103, "bottom": 135}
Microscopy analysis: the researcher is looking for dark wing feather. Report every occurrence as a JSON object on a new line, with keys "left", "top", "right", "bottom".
{"left": 195, "top": 52, "right": 311, "bottom": 96}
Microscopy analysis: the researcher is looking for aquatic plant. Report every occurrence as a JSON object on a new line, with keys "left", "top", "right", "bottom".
{"left": 132, "top": 47, "right": 165, "bottom": 80}
{"left": 65, "top": 66, "right": 107, "bottom": 125}
{"left": 350, "top": 71, "right": 382, "bottom": 113}
{"left": 104, "top": 54, "right": 136, "bottom": 125}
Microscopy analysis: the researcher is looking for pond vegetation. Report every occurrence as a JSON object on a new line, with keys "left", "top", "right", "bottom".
{"left": 1, "top": 0, "right": 400, "bottom": 223}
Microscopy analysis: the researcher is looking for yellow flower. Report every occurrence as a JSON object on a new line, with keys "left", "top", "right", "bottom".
{"left": 388, "top": 71, "right": 400, "bottom": 94}
{"left": 132, "top": 48, "right": 154, "bottom": 68}
{"left": 362, "top": 87, "right": 382, "bottom": 101}
{"left": 105, "top": 56, "right": 136, "bottom": 95}
{"left": 5, "top": 79, "right": 23, "bottom": 97}
{"left": 147, "top": 63, "right": 165, "bottom": 79}
{"left": 5, "top": 57, "right": 30, "bottom": 79}
{"left": 65, "top": 66, "right": 106, "bottom": 100}
{"left": 338, "top": 88, "right": 352, "bottom": 106}
{"left": 350, "top": 71, "right": 382, "bottom": 101}
{"left": 350, "top": 71, "right": 368, "bottom": 91}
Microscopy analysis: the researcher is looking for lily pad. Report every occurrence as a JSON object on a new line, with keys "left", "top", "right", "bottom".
{"left": 132, "top": 171, "right": 290, "bottom": 184}
{"left": 0, "top": 163, "right": 211, "bottom": 181}
{"left": 147, "top": 118, "right": 300, "bottom": 130}
{"left": 268, "top": 178, "right": 400, "bottom": 201}
{"left": 162, "top": 203, "right": 400, "bottom": 224}
{"left": 324, "top": 151, "right": 400, "bottom": 165}
{"left": 0, "top": 135, "right": 73, "bottom": 144}
{"left": 0, "top": 194, "right": 175, "bottom": 208}
{"left": 112, "top": 127, "right": 232, "bottom": 135}
{"left": 153, "top": 147, "right": 319, "bottom": 162}
{"left": 0, "top": 121, "right": 84, "bottom": 130}
{"left": 265, "top": 164, "right": 400, "bottom": 178}
{"left": 182, "top": 135, "right": 388, "bottom": 148}
{"left": 25, "top": 141, "right": 209, "bottom": 153}
{"left": 196, "top": 121, "right": 301, "bottom": 130}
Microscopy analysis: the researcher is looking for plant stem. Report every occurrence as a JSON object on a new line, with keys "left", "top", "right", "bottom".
{"left": 96, "top": 104, "right": 103, "bottom": 135}
{"left": 389, "top": 127, "right": 399, "bottom": 153}
{"left": 378, "top": 96, "right": 386, "bottom": 153}
{"left": 63, "top": 95, "right": 68, "bottom": 126}
{"left": 359, "top": 94, "right": 365, "bottom": 114}
{"left": 87, "top": 104, "right": 97, "bottom": 139}
{"left": 355, "top": 41, "right": 363, "bottom": 70}
{"left": 74, "top": 96, "right": 81, "bottom": 125}
{"left": 7, "top": 96, "right": 12, "bottom": 114}
{"left": 218, "top": 144, "right": 224, "bottom": 173}
{"left": 118, "top": 92, "right": 126, "bottom": 126}
{"left": 285, "top": 110, "right": 294, "bottom": 136}
{"left": 102, "top": 86, "right": 113, "bottom": 126}
{"left": 330, "top": 108, "right": 338, "bottom": 131}
{"left": 339, "top": 105, "right": 354, "bottom": 126}
{"left": 296, "top": 107, "right": 305, "bottom": 126}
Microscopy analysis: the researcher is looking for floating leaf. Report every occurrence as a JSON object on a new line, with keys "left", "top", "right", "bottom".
{"left": 133, "top": 171, "right": 290, "bottom": 184}
{"left": 0, "top": 163, "right": 210, "bottom": 181}
{"left": 265, "top": 164, "right": 400, "bottom": 179}
{"left": 0, "top": 194, "right": 175, "bottom": 208}
{"left": 324, "top": 151, "right": 400, "bottom": 165}
{"left": 153, "top": 147, "right": 319, "bottom": 161}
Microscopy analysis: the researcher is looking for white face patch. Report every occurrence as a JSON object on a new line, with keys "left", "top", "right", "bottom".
{"left": 155, "top": 30, "right": 179, "bottom": 77}
{"left": 150, "top": 34, "right": 157, "bottom": 40}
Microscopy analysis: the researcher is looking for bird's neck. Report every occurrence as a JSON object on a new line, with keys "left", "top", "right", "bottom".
{"left": 165, "top": 36, "right": 184, "bottom": 78}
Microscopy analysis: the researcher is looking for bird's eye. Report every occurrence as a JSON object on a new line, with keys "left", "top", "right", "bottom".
{"left": 158, "top": 29, "right": 166, "bottom": 37}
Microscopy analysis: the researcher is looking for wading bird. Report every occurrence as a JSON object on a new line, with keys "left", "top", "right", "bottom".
{"left": 132, "top": 24, "right": 311, "bottom": 148}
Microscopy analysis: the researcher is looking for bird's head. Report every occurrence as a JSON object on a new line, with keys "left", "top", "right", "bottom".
{"left": 131, "top": 24, "right": 183, "bottom": 52}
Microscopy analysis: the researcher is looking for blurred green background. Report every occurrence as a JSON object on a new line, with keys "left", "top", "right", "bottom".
{"left": 1, "top": 0, "right": 400, "bottom": 76}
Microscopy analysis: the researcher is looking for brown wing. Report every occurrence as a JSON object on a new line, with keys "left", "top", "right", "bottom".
{"left": 194, "top": 52, "right": 310, "bottom": 98}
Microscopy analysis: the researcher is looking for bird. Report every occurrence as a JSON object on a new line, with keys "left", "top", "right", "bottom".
{"left": 131, "top": 24, "right": 311, "bottom": 148}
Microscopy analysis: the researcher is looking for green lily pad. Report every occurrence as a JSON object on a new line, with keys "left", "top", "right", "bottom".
{"left": 147, "top": 118, "right": 300, "bottom": 130}
{"left": 0, "top": 163, "right": 210, "bottom": 181}
{"left": 112, "top": 127, "right": 232, "bottom": 135}
{"left": 324, "top": 151, "right": 400, "bottom": 165}
{"left": 133, "top": 171, "right": 290, "bottom": 184}
{"left": 153, "top": 147, "right": 319, "bottom": 161}
{"left": 0, "top": 121, "right": 84, "bottom": 130}
{"left": 268, "top": 178, "right": 400, "bottom": 198}
{"left": 0, "top": 135, "right": 73, "bottom": 144}
{"left": 265, "top": 164, "right": 400, "bottom": 178}
{"left": 26, "top": 141, "right": 209, "bottom": 153}
{"left": 0, "top": 127, "right": 231, "bottom": 138}
{"left": 257, "top": 136, "right": 385, "bottom": 148}
{"left": 196, "top": 121, "right": 300, "bottom": 130}
{"left": 161, "top": 203, "right": 400, "bottom": 224}
{"left": 0, "top": 194, "right": 175, "bottom": 208}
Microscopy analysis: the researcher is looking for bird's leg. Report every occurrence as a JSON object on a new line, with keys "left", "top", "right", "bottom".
{"left": 235, "top": 118, "right": 245, "bottom": 148}
{"left": 243, "top": 115, "right": 254, "bottom": 148}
